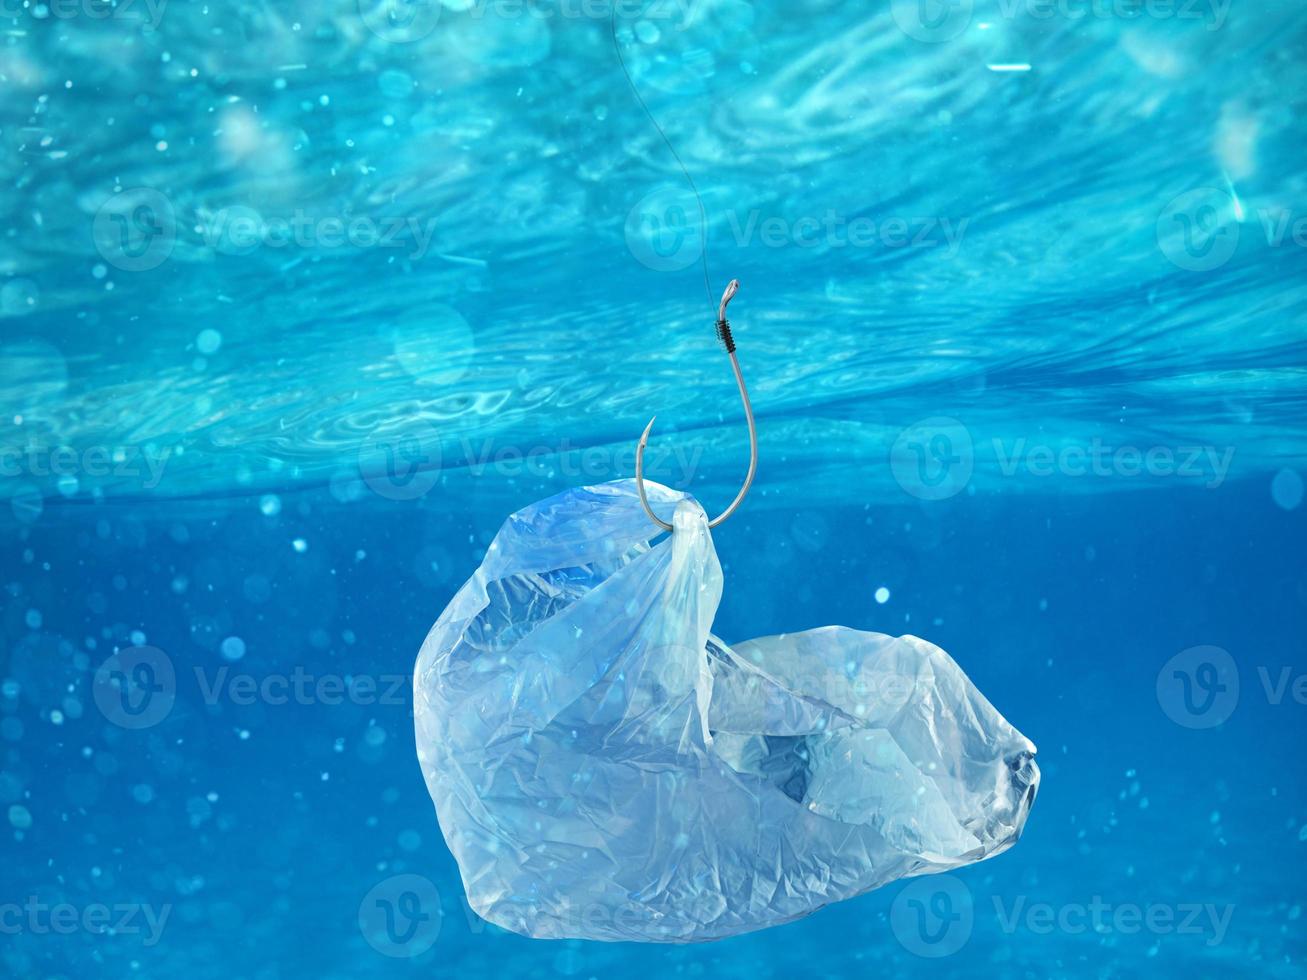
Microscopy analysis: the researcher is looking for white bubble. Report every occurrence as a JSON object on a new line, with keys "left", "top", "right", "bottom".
{"left": 259, "top": 494, "right": 282, "bottom": 516}
{"left": 196, "top": 328, "right": 223, "bottom": 355}
{"left": 1271, "top": 468, "right": 1303, "bottom": 511}
{"left": 875, "top": 587, "right": 891, "bottom": 604}
{"left": 220, "top": 636, "right": 246, "bottom": 662}
{"left": 8, "top": 804, "right": 32, "bottom": 829}
{"left": 292, "top": 538, "right": 308, "bottom": 553}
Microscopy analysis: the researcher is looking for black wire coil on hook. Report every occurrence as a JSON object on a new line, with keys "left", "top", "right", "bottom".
{"left": 715, "top": 317, "right": 736, "bottom": 354}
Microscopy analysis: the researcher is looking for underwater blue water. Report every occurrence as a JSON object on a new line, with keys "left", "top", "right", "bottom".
{"left": 2, "top": 0, "right": 1307, "bottom": 975}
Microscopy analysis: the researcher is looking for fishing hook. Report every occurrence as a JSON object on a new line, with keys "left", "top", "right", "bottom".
{"left": 636, "top": 279, "right": 757, "bottom": 532}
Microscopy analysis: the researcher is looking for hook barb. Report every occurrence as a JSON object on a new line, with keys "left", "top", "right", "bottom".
{"left": 636, "top": 280, "right": 757, "bottom": 532}
{"left": 636, "top": 415, "right": 674, "bottom": 532}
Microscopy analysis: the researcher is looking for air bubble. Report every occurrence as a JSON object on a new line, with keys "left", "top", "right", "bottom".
{"left": 196, "top": 328, "right": 223, "bottom": 354}
{"left": 220, "top": 636, "right": 246, "bottom": 662}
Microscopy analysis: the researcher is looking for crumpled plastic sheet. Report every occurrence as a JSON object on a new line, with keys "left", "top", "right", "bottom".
{"left": 414, "top": 480, "right": 1039, "bottom": 943}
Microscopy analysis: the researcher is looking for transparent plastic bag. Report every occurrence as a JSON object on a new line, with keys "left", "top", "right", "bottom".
{"left": 414, "top": 480, "right": 1039, "bottom": 942}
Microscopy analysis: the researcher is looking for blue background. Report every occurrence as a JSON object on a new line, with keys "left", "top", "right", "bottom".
{"left": 2, "top": 0, "right": 1306, "bottom": 976}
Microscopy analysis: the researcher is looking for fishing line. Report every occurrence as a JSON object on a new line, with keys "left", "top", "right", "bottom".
{"left": 609, "top": 4, "right": 755, "bottom": 530}
{"left": 610, "top": 3, "right": 715, "bottom": 316}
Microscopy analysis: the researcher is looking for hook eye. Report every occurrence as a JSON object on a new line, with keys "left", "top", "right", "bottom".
{"left": 718, "top": 279, "right": 740, "bottom": 322}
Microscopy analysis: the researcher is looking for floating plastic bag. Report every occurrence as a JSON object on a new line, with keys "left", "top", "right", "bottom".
{"left": 414, "top": 480, "right": 1039, "bottom": 943}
